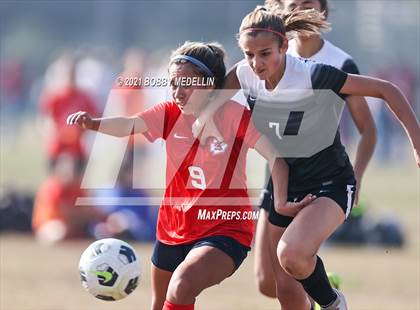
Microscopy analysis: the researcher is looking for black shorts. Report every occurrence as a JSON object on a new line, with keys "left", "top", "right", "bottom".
{"left": 151, "top": 235, "right": 250, "bottom": 272}
{"left": 268, "top": 179, "right": 357, "bottom": 228}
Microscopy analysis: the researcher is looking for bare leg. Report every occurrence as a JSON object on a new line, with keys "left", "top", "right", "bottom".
{"left": 166, "top": 246, "right": 236, "bottom": 305}
{"left": 254, "top": 208, "right": 277, "bottom": 298}
{"left": 268, "top": 222, "right": 311, "bottom": 310}
{"left": 151, "top": 264, "right": 172, "bottom": 310}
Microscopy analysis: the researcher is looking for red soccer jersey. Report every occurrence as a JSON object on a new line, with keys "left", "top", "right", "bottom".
{"left": 138, "top": 100, "right": 261, "bottom": 247}
{"left": 40, "top": 86, "right": 98, "bottom": 159}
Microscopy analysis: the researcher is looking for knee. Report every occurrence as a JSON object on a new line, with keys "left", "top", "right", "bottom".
{"left": 277, "top": 244, "right": 308, "bottom": 277}
{"left": 166, "top": 274, "right": 196, "bottom": 302}
{"left": 255, "top": 273, "right": 276, "bottom": 298}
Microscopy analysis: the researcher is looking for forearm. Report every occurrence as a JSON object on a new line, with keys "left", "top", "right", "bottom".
{"left": 200, "top": 66, "right": 240, "bottom": 119}
{"left": 202, "top": 89, "right": 239, "bottom": 119}
{"left": 89, "top": 116, "right": 142, "bottom": 137}
{"left": 254, "top": 136, "right": 288, "bottom": 205}
{"left": 270, "top": 157, "right": 289, "bottom": 206}
{"left": 345, "top": 96, "right": 377, "bottom": 181}
{"left": 353, "top": 133, "right": 375, "bottom": 184}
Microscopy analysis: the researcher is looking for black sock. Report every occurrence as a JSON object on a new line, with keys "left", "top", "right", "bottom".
{"left": 296, "top": 256, "right": 337, "bottom": 307}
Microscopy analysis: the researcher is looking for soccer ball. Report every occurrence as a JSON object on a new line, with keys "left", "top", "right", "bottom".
{"left": 78, "top": 238, "right": 140, "bottom": 301}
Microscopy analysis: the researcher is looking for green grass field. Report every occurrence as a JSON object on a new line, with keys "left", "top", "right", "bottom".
{"left": 1, "top": 118, "right": 419, "bottom": 309}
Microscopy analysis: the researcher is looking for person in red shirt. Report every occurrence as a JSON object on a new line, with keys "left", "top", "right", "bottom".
{"left": 40, "top": 54, "right": 98, "bottom": 169}
{"left": 32, "top": 153, "right": 105, "bottom": 243}
{"left": 67, "top": 41, "right": 314, "bottom": 310}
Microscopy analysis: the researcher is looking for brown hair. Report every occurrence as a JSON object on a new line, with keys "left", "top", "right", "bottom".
{"left": 169, "top": 41, "right": 226, "bottom": 88}
{"left": 264, "top": 0, "right": 329, "bottom": 19}
{"left": 239, "top": 5, "right": 330, "bottom": 45}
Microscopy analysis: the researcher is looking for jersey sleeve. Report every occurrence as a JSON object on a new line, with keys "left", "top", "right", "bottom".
{"left": 137, "top": 102, "right": 169, "bottom": 142}
{"left": 340, "top": 59, "right": 360, "bottom": 99}
{"left": 310, "top": 63, "right": 348, "bottom": 95}
{"left": 341, "top": 58, "right": 360, "bottom": 75}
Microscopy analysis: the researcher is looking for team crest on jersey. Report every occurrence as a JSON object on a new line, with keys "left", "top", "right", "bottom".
{"left": 209, "top": 139, "right": 228, "bottom": 155}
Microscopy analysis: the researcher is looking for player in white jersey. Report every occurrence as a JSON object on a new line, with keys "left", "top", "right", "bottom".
{"left": 254, "top": 0, "right": 377, "bottom": 302}
{"left": 192, "top": 6, "right": 419, "bottom": 310}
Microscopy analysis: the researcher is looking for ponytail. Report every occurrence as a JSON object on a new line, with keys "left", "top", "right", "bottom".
{"left": 239, "top": 5, "right": 329, "bottom": 45}
{"left": 282, "top": 9, "right": 330, "bottom": 37}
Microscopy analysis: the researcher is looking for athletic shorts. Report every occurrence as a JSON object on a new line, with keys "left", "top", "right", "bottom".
{"left": 259, "top": 180, "right": 272, "bottom": 212}
{"left": 151, "top": 235, "right": 250, "bottom": 272}
{"left": 268, "top": 179, "right": 357, "bottom": 228}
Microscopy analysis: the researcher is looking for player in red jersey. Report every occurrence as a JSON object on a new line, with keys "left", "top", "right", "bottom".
{"left": 40, "top": 54, "right": 98, "bottom": 169}
{"left": 67, "top": 41, "right": 315, "bottom": 310}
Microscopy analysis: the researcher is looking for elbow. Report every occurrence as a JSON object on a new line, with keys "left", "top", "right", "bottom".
{"left": 379, "top": 80, "right": 398, "bottom": 100}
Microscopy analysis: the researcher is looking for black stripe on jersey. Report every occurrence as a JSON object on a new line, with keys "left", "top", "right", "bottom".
{"left": 310, "top": 63, "right": 348, "bottom": 95}
{"left": 340, "top": 59, "right": 359, "bottom": 99}
{"left": 341, "top": 58, "right": 360, "bottom": 75}
{"left": 284, "top": 111, "right": 305, "bottom": 136}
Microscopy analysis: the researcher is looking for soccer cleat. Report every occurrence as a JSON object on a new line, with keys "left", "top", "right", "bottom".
{"left": 329, "top": 288, "right": 348, "bottom": 310}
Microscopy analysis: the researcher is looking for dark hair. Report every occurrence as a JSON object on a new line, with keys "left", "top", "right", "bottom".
{"left": 169, "top": 41, "right": 226, "bottom": 89}
{"left": 239, "top": 5, "right": 330, "bottom": 45}
{"left": 264, "top": 0, "right": 329, "bottom": 19}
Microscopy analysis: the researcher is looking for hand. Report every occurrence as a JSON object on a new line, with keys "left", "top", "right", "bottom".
{"left": 66, "top": 111, "right": 93, "bottom": 129}
{"left": 192, "top": 116, "right": 224, "bottom": 146}
{"left": 274, "top": 194, "right": 316, "bottom": 217}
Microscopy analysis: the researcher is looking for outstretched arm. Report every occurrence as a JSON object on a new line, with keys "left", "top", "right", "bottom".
{"left": 67, "top": 111, "right": 148, "bottom": 137}
{"left": 341, "top": 74, "right": 420, "bottom": 166}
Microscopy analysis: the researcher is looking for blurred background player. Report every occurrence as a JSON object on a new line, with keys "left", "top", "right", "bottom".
{"left": 39, "top": 52, "right": 99, "bottom": 171}
{"left": 253, "top": 0, "right": 377, "bottom": 300}
{"left": 32, "top": 153, "right": 105, "bottom": 244}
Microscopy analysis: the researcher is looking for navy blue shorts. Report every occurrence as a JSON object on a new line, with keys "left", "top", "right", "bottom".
{"left": 268, "top": 180, "right": 357, "bottom": 228}
{"left": 151, "top": 235, "right": 250, "bottom": 272}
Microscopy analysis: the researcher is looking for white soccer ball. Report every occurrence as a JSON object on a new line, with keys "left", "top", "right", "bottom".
{"left": 78, "top": 238, "right": 141, "bottom": 301}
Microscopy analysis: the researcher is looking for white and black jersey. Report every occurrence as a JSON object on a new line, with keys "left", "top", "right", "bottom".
{"left": 236, "top": 55, "right": 355, "bottom": 191}
{"left": 287, "top": 39, "right": 360, "bottom": 90}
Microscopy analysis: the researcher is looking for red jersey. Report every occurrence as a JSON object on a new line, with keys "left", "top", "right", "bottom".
{"left": 138, "top": 100, "right": 261, "bottom": 247}
{"left": 40, "top": 86, "right": 98, "bottom": 159}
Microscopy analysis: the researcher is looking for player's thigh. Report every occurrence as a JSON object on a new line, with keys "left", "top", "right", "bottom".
{"left": 171, "top": 245, "right": 236, "bottom": 294}
{"left": 281, "top": 197, "right": 345, "bottom": 256}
